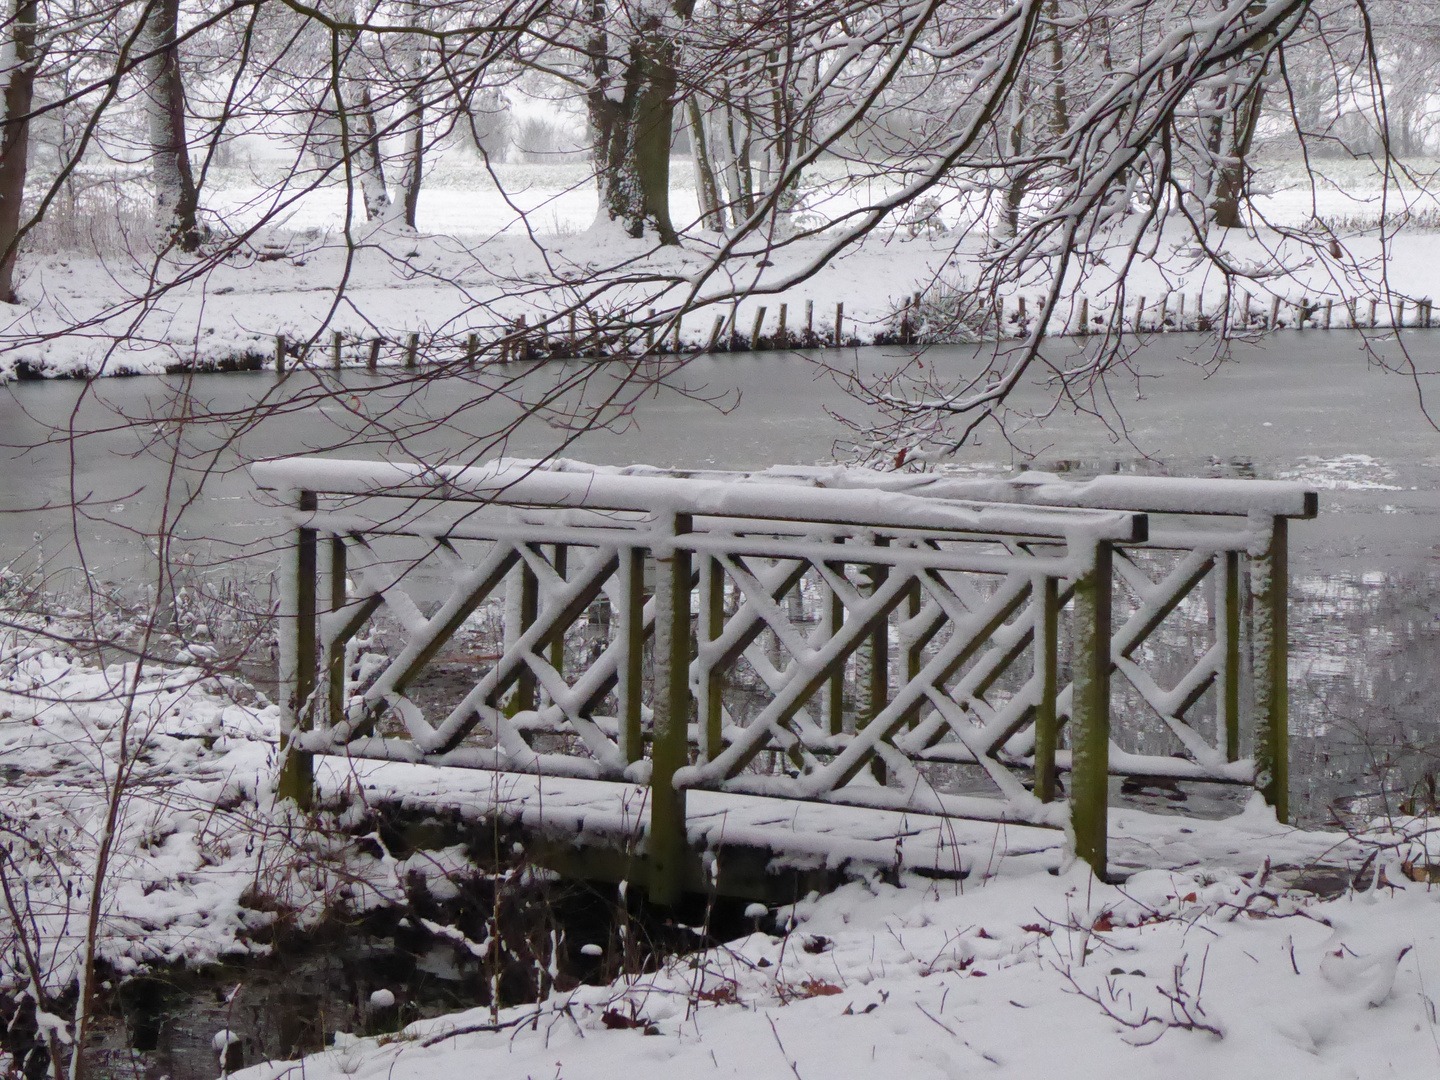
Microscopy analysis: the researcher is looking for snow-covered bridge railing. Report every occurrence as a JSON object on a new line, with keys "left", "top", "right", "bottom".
{"left": 251, "top": 458, "right": 1316, "bottom": 900}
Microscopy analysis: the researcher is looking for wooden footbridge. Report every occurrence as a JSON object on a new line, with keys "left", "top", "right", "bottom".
{"left": 252, "top": 458, "right": 1318, "bottom": 902}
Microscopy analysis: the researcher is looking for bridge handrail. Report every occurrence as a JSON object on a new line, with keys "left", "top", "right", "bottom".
{"left": 491, "top": 459, "right": 1319, "bottom": 520}
{"left": 251, "top": 457, "right": 1147, "bottom": 542}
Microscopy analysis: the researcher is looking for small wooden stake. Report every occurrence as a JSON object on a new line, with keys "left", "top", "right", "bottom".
{"left": 708, "top": 314, "right": 725, "bottom": 352}
{"left": 646, "top": 309, "right": 656, "bottom": 353}
{"left": 776, "top": 303, "right": 787, "bottom": 346}
{"left": 1397, "top": 298, "right": 1406, "bottom": 329}
{"left": 404, "top": 332, "right": 419, "bottom": 368}
{"left": 1369, "top": 298, "right": 1378, "bottom": 328}
{"left": 1135, "top": 295, "right": 1146, "bottom": 331}
{"left": 750, "top": 306, "right": 766, "bottom": 350}
{"left": 672, "top": 317, "right": 682, "bottom": 354}
{"left": 465, "top": 333, "right": 479, "bottom": 366}
{"left": 805, "top": 299, "right": 814, "bottom": 338}
{"left": 367, "top": 338, "right": 380, "bottom": 373}
{"left": 1078, "top": 296, "right": 1089, "bottom": 335}
{"left": 1345, "top": 299, "right": 1357, "bottom": 327}
{"left": 1241, "top": 291, "right": 1251, "bottom": 326}
{"left": 275, "top": 334, "right": 287, "bottom": 374}
{"left": 569, "top": 311, "right": 577, "bottom": 351}
{"left": 331, "top": 330, "right": 342, "bottom": 370}
{"left": 1177, "top": 292, "right": 1185, "bottom": 329}
{"left": 834, "top": 301, "right": 844, "bottom": 345}
{"left": 1323, "top": 300, "right": 1333, "bottom": 329}
{"left": 1268, "top": 295, "right": 1280, "bottom": 330}
{"left": 516, "top": 314, "right": 528, "bottom": 360}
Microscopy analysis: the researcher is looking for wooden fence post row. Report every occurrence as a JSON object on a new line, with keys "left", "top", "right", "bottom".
{"left": 268, "top": 291, "right": 1435, "bottom": 375}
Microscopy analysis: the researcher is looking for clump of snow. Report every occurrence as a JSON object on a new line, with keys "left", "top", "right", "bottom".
{"left": 369, "top": 989, "right": 396, "bottom": 1009}
{"left": 579, "top": 944, "right": 604, "bottom": 958}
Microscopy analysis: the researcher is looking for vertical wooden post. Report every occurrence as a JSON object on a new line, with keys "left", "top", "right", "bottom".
{"left": 548, "top": 545, "right": 568, "bottom": 678}
{"left": 649, "top": 513, "right": 693, "bottom": 905}
{"left": 1251, "top": 518, "right": 1289, "bottom": 822}
{"left": 672, "top": 317, "right": 682, "bottom": 354}
{"left": 367, "top": 338, "right": 380, "bottom": 373}
{"left": 646, "top": 309, "right": 656, "bottom": 353}
{"left": 274, "top": 334, "right": 287, "bottom": 375}
{"left": 616, "top": 547, "right": 645, "bottom": 764}
{"left": 834, "top": 301, "right": 844, "bottom": 345}
{"left": 750, "top": 306, "right": 766, "bottom": 350}
{"left": 902, "top": 578, "right": 922, "bottom": 728}
{"left": 1078, "top": 296, "right": 1089, "bottom": 336}
{"left": 776, "top": 303, "right": 788, "bottom": 346}
{"left": 708, "top": 314, "right": 724, "bottom": 352}
{"left": 698, "top": 556, "right": 725, "bottom": 762}
{"left": 465, "top": 333, "right": 479, "bottom": 367}
{"left": 860, "top": 543, "right": 889, "bottom": 784}
{"left": 1017, "top": 296, "right": 1027, "bottom": 330}
{"left": 404, "top": 332, "right": 419, "bottom": 368}
{"left": 1032, "top": 575, "right": 1060, "bottom": 803}
{"left": 516, "top": 315, "right": 528, "bottom": 361}
{"left": 331, "top": 331, "right": 343, "bottom": 370}
{"left": 276, "top": 489, "right": 318, "bottom": 808}
{"left": 1220, "top": 551, "right": 1241, "bottom": 763}
{"left": 1323, "top": 299, "right": 1333, "bottom": 329}
{"left": 326, "top": 535, "right": 348, "bottom": 729}
{"left": 1134, "top": 295, "right": 1145, "bottom": 331}
{"left": 822, "top": 549, "right": 845, "bottom": 735}
{"left": 508, "top": 556, "right": 539, "bottom": 715}
{"left": 805, "top": 299, "right": 814, "bottom": 339}
{"left": 1241, "top": 292, "right": 1251, "bottom": 328}
{"left": 1346, "top": 299, "right": 1357, "bottom": 328}
{"left": 1369, "top": 298, "right": 1378, "bottom": 328}
{"left": 1176, "top": 292, "right": 1185, "bottom": 329}
{"left": 1268, "top": 295, "right": 1280, "bottom": 330}
{"left": 1069, "top": 540, "right": 1112, "bottom": 876}
{"left": 569, "top": 311, "right": 578, "bottom": 352}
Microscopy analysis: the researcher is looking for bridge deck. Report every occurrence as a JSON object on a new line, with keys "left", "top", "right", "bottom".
{"left": 318, "top": 758, "right": 1358, "bottom": 901}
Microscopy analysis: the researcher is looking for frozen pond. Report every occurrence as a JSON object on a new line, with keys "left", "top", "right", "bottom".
{"left": 2, "top": 330, "right": 1438, "bottom": 826}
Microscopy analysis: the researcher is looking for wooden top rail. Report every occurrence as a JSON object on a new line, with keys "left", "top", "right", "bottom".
{"left": 516, "top": 460, "right": 1318, "bottom": 520}
{"left": 251, "top": 457, "right": 1148, "bottom": 543}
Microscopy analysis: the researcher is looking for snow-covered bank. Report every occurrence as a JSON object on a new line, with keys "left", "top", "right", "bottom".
{"left": 0, "top": 626, "right": 439, "bottom": 995}
{"left": 6, "top": 155, "right": 1440, "bottom": 381}
{"left": 229, "top": 855, "right": 1440, "bottom": 1080}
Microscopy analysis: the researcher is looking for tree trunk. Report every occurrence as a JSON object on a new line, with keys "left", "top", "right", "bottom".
{"left": 687, "top": 97, "right": 723, "bottom": 231}
{"left": 1212, "top": 78, "right": 1265, "bottom": 229}
{"left": 588, "top": 0, "right": 691, "bottom": 243}
{"left": 400, "top": 93, "right": 423, "bottom": 228}
{"left": 0, "top": 0, "right": 37, "bottom": 304}
{"left": 353, "top": 81, "right": 389, "bottom": 220}
{"left": 146, "top": 0, "right": 200, "bottom": 251}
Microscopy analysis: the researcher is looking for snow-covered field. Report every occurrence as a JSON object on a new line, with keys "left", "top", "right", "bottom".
{"left": 6, "top": 154, "right": 1440, "bottom": 380}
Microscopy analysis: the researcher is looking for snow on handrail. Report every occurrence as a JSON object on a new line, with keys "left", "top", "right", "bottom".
{"left": 250, "top": 457, "right": 1147, "bottom": 542}
{"left": 505, "top": 459, "right": 1318, "bottom": 519}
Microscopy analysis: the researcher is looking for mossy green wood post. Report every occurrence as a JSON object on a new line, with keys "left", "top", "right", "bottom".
{"left": 1220, "top": 551, "right": 1242, "bottom": 763}
{"left": 507, "top": 555, "right": 539, "bottom": 716}
{"left": 823, "top": 551, "right": 845, "bottom": 735}
{"left": 327, "top": 535, "right": 348, "bottom": 728}
{"left": 901, "top": 578, "right": 922, "bottom": 728}
{"left": 617, "top": 547, "right": 645, "bottom": 764}
{"left": 1251, "top": 517, "right": 1289, "bottom": 821}
{"left": 860, "top": 542, "right": 890, "bottom": 784}
{"left": 277, "top": 490, "right": 318, "bottom": 808}
{"left": 649, "top": 514, "right": 693, "bottom": 905}
{"left": 1069, "top": 540, "right": 1112, "bottom": 875}
{"left": 1033, "top": 575, "right": 1060, "bottom": 803}
{"left": 549, "top": 544, "right": 568, "bottom": 679}
{"left": 699, "top": 555, "right": 725, "bottom": 762}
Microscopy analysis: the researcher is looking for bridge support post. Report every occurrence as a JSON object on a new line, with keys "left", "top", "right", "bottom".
{"left": 1033, "top": 575, "right": 1060, "bottom": 803}
{"left": 277, "top": 489, "right": 318, "bottom": 809}
{"left": 1251, "top": 517, "right": 1289, "bottom": 822}
{"left": 617, "top": 547, "right": 646, "bottom": 764}
{"left": 1069, "top": 541, "right": 1112, "bottom": 876}
{"left": 649, "top": 514, "right": 693, "bottom": 905}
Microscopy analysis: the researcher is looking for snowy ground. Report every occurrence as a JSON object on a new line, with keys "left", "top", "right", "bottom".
{"left": 6, "top": 154, "right": 1440, "bottom": 380}
{"left": 7, "top": 622, "right": 1440, "bottom": 1080}
{"left": 230, "top": 854, "right": 1440, "bottom": 1080}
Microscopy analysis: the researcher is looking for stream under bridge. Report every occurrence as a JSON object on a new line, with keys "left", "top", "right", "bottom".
{"left": 252, "top": 458, "right": 1320, "bottom": 903}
